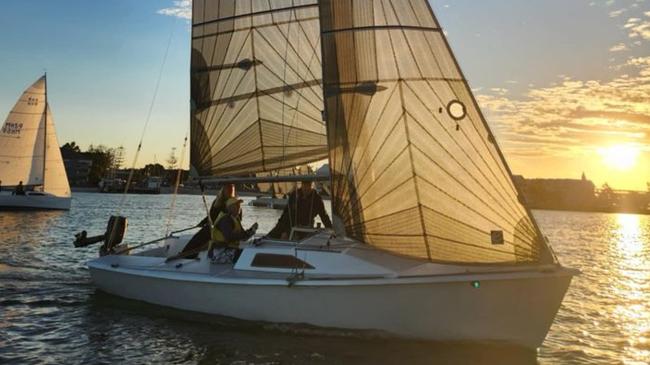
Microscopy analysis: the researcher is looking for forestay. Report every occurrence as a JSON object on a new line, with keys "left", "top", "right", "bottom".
{"left": 191, "top": 0, "right": 328, "bottom": 177}
{"left": 319, "top": 0, "right": 550, "bottom": 264}
{"left": 0, "top": 77, "right": 70, "bottom": 197}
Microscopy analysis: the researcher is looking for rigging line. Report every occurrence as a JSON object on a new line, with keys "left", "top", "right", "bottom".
{"left": 118, "top": 16, "right": 177, "bottom": 212}
{"left": 164, "top": 133, "right": 189, "bottom": 236}
{"left": 280, "top": 1, "right": 296, "bottom": 171}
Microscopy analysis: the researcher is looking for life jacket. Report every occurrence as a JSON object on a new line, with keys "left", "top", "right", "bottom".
{"left": 210, "top": 212, "right": 243, "bottom": 249}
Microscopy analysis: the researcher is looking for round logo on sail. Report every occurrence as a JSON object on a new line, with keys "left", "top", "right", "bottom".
{"left": 447, "top": 100, "right": 467, "bottom": 121}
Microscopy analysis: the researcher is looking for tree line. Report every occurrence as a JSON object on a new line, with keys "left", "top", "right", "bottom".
{"left": 61, "top": 142, "right": 185, "bottom": 186}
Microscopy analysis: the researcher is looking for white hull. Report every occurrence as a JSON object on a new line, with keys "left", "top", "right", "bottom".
{"left": 87, "top": 233, "right": 576, "bottom": 348}
{"left": 0, "top": 191, "right": 71, "bottom": 210}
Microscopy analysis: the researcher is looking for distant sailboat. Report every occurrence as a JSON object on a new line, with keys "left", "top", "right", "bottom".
{"left": 0, "top": 75, "right": 71, "bottom": 210}
{"left": 82, "top": 0, "right": 576, "bottom": 349}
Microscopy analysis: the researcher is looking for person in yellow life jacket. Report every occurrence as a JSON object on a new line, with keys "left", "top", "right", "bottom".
{"left": 181, "top": 184, "right": 237, "bottom": 258}
{"left": 208, "top": 197, "right": 258, "bottom": 263}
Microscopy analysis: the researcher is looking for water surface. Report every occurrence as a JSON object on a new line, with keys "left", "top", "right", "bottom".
{"left": 1, "top": 193, "right": 649, "bottom": 364}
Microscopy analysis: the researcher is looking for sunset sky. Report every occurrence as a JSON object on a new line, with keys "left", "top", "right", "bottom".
{"left": 0, "top": 0, "right": 648, "bottom": 190}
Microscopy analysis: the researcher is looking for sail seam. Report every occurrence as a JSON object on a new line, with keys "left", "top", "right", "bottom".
{"left": 203, "top": 29, "right": 253, "bottom": 149}
{"left": 366, "top": 232, "right": 516, "bottom": 255}
{"left": 419, "top": 79, "right": 530, "bottom": 217}
{"left": 192, "top": 16, "right": 320, "bottom": 40}
{"left": 6, "top": 111, "right": 43, "bottom": 116}
{"left": 382, "top": 0, "right": 433, "bottom": 261}
{"left": 253, "top": 26, "right": 323, "bottom": 88}
{"left": 197, "top": 79, "right": 320, "bottom": 109}
{"left": 401, "top": 90, "right": 529, "bottom": 224}
{"left": 323, "top": 25, "right": 440, "bottom": 34}
{"left": 323, "top": 77, "right": 464, "bottom": 87}
{"left": 416, "top": 172, "right": 528, "bottom": 242}
{"left": 339, "top": 86, "right": 400, "bottom": 187}
{"left": 413, "top": 77, "right": 529, "bottom": 216}
{"left": 400, "top": 3, "right": 530, "bottom": 218}
{"left": 212, "top": 148, "right": 328, "bottom": 175}
{"left": 193, "top": 3, "right": 317, "bottom": 28}
{"left": 346, "top": 204, "right": 523, "bottom": 247}
{"left": 409, "top": 140, "right": 525, "bottom": 228}
{"left": 334, "top": 111, "right": 405, "bottom": 216}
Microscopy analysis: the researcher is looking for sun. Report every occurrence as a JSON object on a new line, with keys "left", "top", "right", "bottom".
{"left": 597, "top": 144, "right": 640, "bottom": 171}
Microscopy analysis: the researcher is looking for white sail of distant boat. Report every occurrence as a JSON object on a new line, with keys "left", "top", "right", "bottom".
{"left": 0, "top": 75, "right": 71, "bottom": 210}
{"left": 82, "top": 0, "right": 576, "bottom": 349}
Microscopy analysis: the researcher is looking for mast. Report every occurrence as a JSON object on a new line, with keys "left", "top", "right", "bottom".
{"left": 42, "top": 72, "right": 47, "bottom": 189}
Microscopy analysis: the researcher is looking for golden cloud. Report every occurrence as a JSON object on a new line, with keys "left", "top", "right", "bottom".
{"left": 477, "top": 57, "right": 650, "bottom": 159}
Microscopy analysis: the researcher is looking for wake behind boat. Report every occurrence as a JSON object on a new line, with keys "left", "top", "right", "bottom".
{"left": 78, "top": 0, "right": 577, "bottom": 349}
{"left": 0, "top": 75, "right": 71, "bottom": 210}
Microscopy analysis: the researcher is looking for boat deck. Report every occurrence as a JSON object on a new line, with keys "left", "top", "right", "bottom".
{"left": 89, "top": 231, "right": 575, "bottom": 286}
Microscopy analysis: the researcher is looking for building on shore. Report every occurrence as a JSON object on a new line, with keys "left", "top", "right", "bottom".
{"left": 61, "top": 149, "right": 94, "bottom": 187}
{"left": 514, "top": 173, "right": 649, "bottom": 215}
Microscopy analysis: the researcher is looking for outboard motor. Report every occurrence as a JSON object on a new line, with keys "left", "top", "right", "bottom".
{"left": 101, "top": 216, "right": 128, "bottom": 256}
{"left": 73, "top": 216, "right": 128, "bottom": 256}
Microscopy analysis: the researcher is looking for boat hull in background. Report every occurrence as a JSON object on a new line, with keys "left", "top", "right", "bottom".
{"left": 0, "top": 192, "right": 71, "bottom": 210}
{"left": 88, "top": 256, "right": 574, "bottom": 349}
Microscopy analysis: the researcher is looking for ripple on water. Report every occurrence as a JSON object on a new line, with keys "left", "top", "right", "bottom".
{"left": 1, "top": 195, "right": 650, "bottom": 364}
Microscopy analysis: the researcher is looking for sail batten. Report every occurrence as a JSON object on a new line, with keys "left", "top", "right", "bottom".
{"left": 320, "top": 0, "right": 549, "bottom": 264}
{"left": 191, "top": 0, "right": 328, "bottom": 177}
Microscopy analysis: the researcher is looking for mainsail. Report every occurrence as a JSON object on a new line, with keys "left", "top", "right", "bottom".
{"left": 191, "top": 0, "right": 328, "bottom": 177}
{"left": 0, "top": 76, "right": 70, "bottom": 197}
{"left": 319, "top": 0, "right": 550, "bottom": 264}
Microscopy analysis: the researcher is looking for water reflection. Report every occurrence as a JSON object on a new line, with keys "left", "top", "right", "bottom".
{"left": 3, "top": 197, "right": 650, "bottom": 364}
{"left": 612, "top": 214, "right": 650, "bottom": 363}
{"left": 0, "top": 210, "right": 64, "bottom": 244}
{"left": 80, "top": 291, "right": 537, "bottom": 365}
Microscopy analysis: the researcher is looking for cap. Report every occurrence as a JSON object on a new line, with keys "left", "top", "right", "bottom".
{"left": 226, "top": 197, "right": 244, "bottom": 208}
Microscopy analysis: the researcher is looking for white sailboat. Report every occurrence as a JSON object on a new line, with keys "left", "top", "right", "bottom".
{"left": 84, "top": 0, "right": 577, "bottom": 349}
{"left": 0, "top": 75, "right": 71, "bottom": 210}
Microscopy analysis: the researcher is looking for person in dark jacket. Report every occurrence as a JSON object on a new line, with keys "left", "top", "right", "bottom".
{"left": 14, "top": 181, "right": 25, "bottom": 196}
{"left": 180, "top": 184, "right": 237, "bottom": 257}
{"left": 267, "top": 180, "right": 332, "bottom": 240}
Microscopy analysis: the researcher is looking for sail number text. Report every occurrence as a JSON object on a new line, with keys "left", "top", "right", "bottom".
{"left": 1, "top": 122, "right": 24, "bottom": 135}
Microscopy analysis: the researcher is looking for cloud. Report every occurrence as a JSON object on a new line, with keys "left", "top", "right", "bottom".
{"left": 158, "top": 0, "right": 192, "bottom": 20}
{"left": 624, "top": 13, "right": 650, "bottom": 39}
{"left": 610, "top": 9, "right": 627, "bottom": 17}
{"left": 609, "top": 42, "right": 629, "bottom": 52}
{"left": 477, "top": 57, "right": 650, "bottom": 159}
